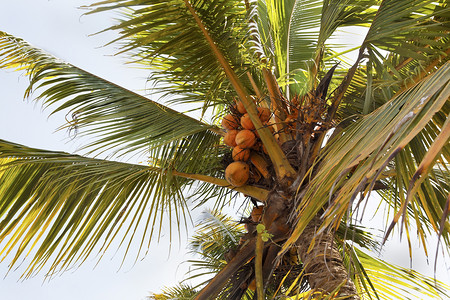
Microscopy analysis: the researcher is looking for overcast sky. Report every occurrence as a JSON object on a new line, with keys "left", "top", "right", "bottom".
{"left": 0, "top": 1, "right": 449, "bottom": 300}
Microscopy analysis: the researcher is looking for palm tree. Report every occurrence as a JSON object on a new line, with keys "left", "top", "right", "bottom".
{"left": 0, "top": 0, "right": 448, "bottom": 299}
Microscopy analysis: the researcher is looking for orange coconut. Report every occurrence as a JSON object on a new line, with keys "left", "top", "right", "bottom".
{"left": 221, "top": 114, "right": 240, "bottom": 130}
{"left": 225, "top": 161, "right": 249, "bottom": 187}
{"left": 235, "top": 130, "right": 256, "bottom": 149}
{"left": 236, "top": 101, "right": 247, "bottom": 114}
{"left": 232, "top": 146, "right": 250, "bottom": 161}
{"left": 223, "top": 130, "right": 239, "bottom": 147}
{"left": 257, "top": 107, "right": 271, "bottom": 122}
{"left": 240, "top": 113, "right": 255, "bottom": 130}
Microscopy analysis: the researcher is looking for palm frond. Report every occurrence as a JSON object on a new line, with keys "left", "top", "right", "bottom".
{"left": 364, "top": 0, "right": 449, "bottom": 61}
{"left": 148, "top": 283, "right": 198, "bottom": 300}
{"left": 0, "top": 138, "right": 268, "bottom": 278}
{"left": 282, "top": 61, "right": 449, "bottom": 254}
{"left": 0, "top": 31, "right": 220, "bottom": 158}
{"left": 0, "top": 139, "right": 197, "bottom": 277}
{"left": 189, "top": 210, "right": 244, "bottom": 262}
{"left": 182, "top": 209, "right": 245, "bottom": 290}
{"left": 347, "top": 247, "right": 450, "bottom": 300}
{"left": 325, "top": 0, "right": 448, "bottom": 124}
{"left": 256, "top": 0, "right": 322, "bottom": 83}
{"left": 88, "top": 0, "right": 253, "bottom": 111}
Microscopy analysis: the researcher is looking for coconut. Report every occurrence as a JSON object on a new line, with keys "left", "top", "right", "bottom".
{"left": 225, "top": 161, "right": 249, "bottom": 187}
{"left": 223, "top": 130, "right": 238, "bottom": 147}
{"left": 235, "top": 130, "right": 256, "bottom": 149}
{"left": 240, "top": 113, "right": 255, "bottom": 130}
{"left": 232, "top": 146, "right": 250, "bottom": 161}
{"left": 257, "top": 107, "right": 271, "bottom": 122}
{"left": 221, "top": 114, "right": 240, "bottom": 130}
{"left": 236, "top": 101, "right": 247, "bottom": 114}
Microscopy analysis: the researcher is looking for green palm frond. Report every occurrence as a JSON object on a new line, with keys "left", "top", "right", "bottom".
{"left": 0, "top": 31, "right": 220, "bottom": 157}
{"left": 329, "top": 0, "right": 448, "bottom": 121}
{"left": 148, "top": 283, "right": 198, "bottom": 300}
{"left": 320, "top": 0, "right": 378, "bottom": 40}
{"left": 189, "top": 210, "right": 244, "bottom": 262}
{"left": 0, "top": 30, "right": 231, "bottom": 200}
{"left": 257, "top": 0, "right": 322, "bottom": 83}
{"left": 184, "top": 210, "right": 245, "bottom": 289}
{"left": 281, "top": 0, "right": 378, "bottom": 94}
{"left": 0, "top": 138, "right": 262, "bottom": 278}
{"left": 0, "top": 139, "right": 194, "bottom": 277}
{"left": 88, "top": 0, "right": 252, "bottom": 111}
{"left": 282, "top": 61, "right": 449, "bottom": 254}
{"left": 364, "top": 0, "right": 449, "bottom": 61}
{"left": 347, "top": 247, "right": 450, "bottom": 300}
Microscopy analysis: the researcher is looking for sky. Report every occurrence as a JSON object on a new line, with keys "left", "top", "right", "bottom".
{"left": 0, "top": 1, "right": 449, "bottom": 300}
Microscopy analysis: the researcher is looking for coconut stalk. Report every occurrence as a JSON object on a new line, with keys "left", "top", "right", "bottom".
{"left": 255, "top": 229, "right": 264, "bottom": 300}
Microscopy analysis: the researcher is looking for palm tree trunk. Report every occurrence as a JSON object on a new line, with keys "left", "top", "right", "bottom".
{"left": 296, "top": 215, "right": 360, "bottom": 299}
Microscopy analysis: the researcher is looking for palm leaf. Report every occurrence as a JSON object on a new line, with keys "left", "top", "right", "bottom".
{"left": 148, "top": 283, "right": 198, "bottom": 300}
{"left": 0, "top": 140, "right": 190, "bottom": 277}
{"left": 364, "top": 0, "right": 449, "bottom": 60}
{"left": 256, "top": 0, "right": 322, "bottom": 83}
{"left": 325, "top": 0, "right": 448, "bottom": 125}
{"left": 87, "top": 0, "right": 253, "bottom": 111}
{"left": 0, "top": 140, "right": 268, "bottom": 277}
{"left": 282, "top": 61, "right": 449, "bottom": 255}
{"left": 0, "top": 30, "right": 220, "bottom": 157}
{"left": 348, "top": 247, "right": 450, "bottom": 300}
{"left": 184, "top": 209, "right": 246, "bottom": 291}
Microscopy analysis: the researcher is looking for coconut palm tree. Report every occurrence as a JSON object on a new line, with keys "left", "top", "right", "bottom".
{"left": 0, "top": 0, "right": 449, "bottom": 299}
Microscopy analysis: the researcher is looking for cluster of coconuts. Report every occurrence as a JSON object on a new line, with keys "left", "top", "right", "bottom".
{"left": 221, "top": 98, "right": 272, "bottom": 187}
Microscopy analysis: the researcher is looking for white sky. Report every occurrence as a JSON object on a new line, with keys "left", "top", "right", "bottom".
{"left": 0, "top": 1, "right": 449, "bottom": 300}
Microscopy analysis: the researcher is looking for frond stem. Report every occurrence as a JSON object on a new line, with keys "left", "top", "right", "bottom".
{"left": 262, "top": 68, "right": 290, "bottom": 144}
{"left": 255, "top": 231, "right": 264, "bottom": 300}
{"left": 171, "top": 169, "right": 269, "bottom": 202}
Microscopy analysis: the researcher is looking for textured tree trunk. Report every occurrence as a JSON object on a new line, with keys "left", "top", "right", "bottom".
{"left": 296, "top": 215, "right": 360, "bottom": 299}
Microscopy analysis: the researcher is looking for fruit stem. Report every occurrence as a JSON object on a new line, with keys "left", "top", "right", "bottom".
{"left": 262, "top": 68, "right": 290, "bottom": 144}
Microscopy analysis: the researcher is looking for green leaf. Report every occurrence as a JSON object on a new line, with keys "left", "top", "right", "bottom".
{"left": 0, "top": 30, "right": 220, "bottom": 157}
{"left": 348, "top": 247, "right": 450, "bottom": 299}
{"left": 0, "top": 139, "right": 192, "bottom": 277}
{"left": 364, "top": 0, "right": 449, "bottom": 61}
{"left": 282, "top": 61, "right": 450, "bottom": 254}
{"left": 88, "top": 0, "right": 253, "bottom": 111}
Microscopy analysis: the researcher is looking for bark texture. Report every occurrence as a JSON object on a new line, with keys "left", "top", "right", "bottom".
{"left": 296, "top": 215, "right": 360, "bottom": 299}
